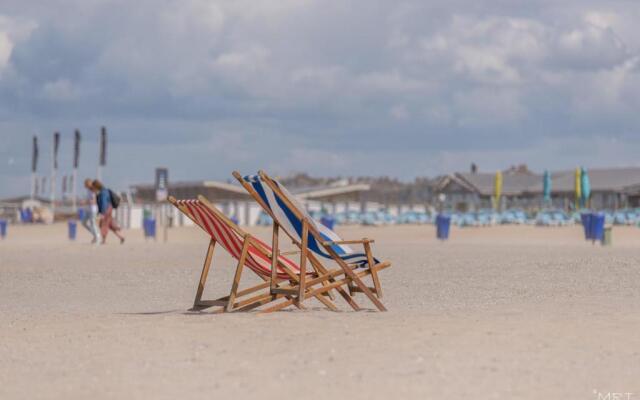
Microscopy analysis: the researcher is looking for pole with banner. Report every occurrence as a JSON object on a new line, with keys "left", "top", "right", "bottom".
{"left": 155, "top": 168, "right": 169, "bottom": 242}
{"left": 31, "top": 136, "right": 38, "bottom": 199}
{"left": 72, "top": 130, "right": 81, "bottom": 212}
{"left": 98, "top": 126, "right": 106, "bottom": 181}
{"left": 51, "top": 132, "right": 60, "bottom": 218}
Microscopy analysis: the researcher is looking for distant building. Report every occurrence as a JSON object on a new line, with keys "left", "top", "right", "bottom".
{"left": 130, "top": 179, "right": 372, "bottom": 225}
{"left": 436, "top": 166, "right": 640, "bottom": 211}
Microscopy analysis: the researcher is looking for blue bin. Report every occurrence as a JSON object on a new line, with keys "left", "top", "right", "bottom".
{"left": 580, "top": 213, "right": 592, "bottom": 240}
{"left": 590, "top": 213, "right": 605, "bottom": 243}
{"left": 143, "top": 218, "right": 156, "bottom": 238}
{"left": 0, "top": 219, "right": 7, "bottom": 239}
{"left": 68, "top": 220, "right": 77, "bottom": 240}
{"left": 320, "top": 216, "right": 335, "bottom": 230}
{"left": 436, "top": 214, "right": 451, "bottom": 240}
{"left": 20, "top": 208, "right": 31, "bottom": 223}
{"left": 78, "top": 208, "right": 86, "bottom": 221}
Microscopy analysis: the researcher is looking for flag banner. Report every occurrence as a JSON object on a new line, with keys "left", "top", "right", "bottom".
{"left": 62, "top": 175, "right": 68, "bottom": 194}
{"left": 32, "top": 136, "right": 39, "bottom": 173}
{"left": 74, "top": 130, "right": 81, "bottom": 168}
{"left": 53, "top": 132, "right": 60, "bottom": 170}
{"left": 100, "top": 127, "right": 107, "bottom": 166}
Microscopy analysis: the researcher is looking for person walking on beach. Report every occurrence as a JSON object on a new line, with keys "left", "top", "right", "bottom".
{"left": 91, "top": 179, "right": 125, "bottom": 244}
{"left": 81, "top": 179, "right": 102, "bottom": 244}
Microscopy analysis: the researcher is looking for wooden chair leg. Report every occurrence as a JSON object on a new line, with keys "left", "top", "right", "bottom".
{"left": 270, "top": 223, "right": 279, "bottom": 292}
{"left": 309, "top": 253, "right": 360, "bottom": 311}
{"left": 193, "top": 239, "right": 216, "bottom": 308}
{"left": 297, "top": 221, "right": 309, "bottom": 305}
{"left": 364, "top": 241, "right": 382, "bottom": 298}
{"left": 226, "top": 240, "right": 250, "bottom": 312}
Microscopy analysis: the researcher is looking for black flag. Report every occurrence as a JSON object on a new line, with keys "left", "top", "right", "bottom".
{"left": 73, "top": 130, "right": 81, "bottom": 169}
{"left": 99, "top": 127, "right": 107, "bottom": 166}
{"left": 53, "top": 132, "right": 60, "bottom": 170}
{"left": 32, "top": 136, "right": 38, "bottom": 173}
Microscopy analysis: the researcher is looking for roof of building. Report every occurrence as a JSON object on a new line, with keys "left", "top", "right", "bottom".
{"left": 131, "top": 180, "right": 247, "bottom": 195}
{"left": 438, "top": 166, "right": 640, "bottom": 196}
{"left": 131, "top": 180, "right": 371, "bottom": 200}
{"left": 455, "top": 172, "right": 540, "bottom": 196}
{"left": 294, "top": 183, "right": 371, "bottom": 199}
{"left": 550, "top": 167, "right": 640, "bottom": 192}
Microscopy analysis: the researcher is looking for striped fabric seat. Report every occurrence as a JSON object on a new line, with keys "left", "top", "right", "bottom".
{"left": 177, "top": 199, "right": 303, "bottom": 280}
{"left": 242, "top": 175, "right": 379, "bottom": 268}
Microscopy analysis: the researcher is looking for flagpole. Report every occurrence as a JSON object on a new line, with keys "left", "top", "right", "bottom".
{"left": 51, "top": 135, "right": 56, "bottom": 218}
{"left": 31, "top": 173, "right": 36, "bottom": 199}
{"left": 72, "top": 130, "right": 80, "bottom": 212}
{"left": 51, "top": 132, "right": 60, "bottom": 219}
{"left": 98, "top": 126, "right": 106, "bottom": 181}
{"left": 31, "top": 136, "right": 38, "bottom": 200}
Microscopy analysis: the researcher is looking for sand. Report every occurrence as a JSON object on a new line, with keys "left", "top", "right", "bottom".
{"left": 1, "top": 223, "right": 639, "bottom": 399}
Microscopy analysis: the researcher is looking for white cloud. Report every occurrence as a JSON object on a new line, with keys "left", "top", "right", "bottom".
{"left": 0, "top": 32, "right": 12, "bottom": 72}
{"left": 1, "top": 1, "right": 640, "bottom": 197}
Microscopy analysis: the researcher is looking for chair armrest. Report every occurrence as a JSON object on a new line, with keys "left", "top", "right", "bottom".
{"left": 322, "top": 239, "right": 374, "bottom": 246}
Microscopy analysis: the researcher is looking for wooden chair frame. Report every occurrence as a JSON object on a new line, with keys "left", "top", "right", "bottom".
{"left": 171, "top": 196, "right": 336, "bottom": 313}
{"left": 170, "top": 196, "right": 389, "bottom": 313}
{"left": 232, "top": 170, "right": 391, "bottom": 312}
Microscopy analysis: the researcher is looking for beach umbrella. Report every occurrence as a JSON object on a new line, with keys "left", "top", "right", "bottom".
{"left": 543, "top": 170, "right": 551, "bottom": 205}
{"left": 581, "top": 167, "right": 591, "bottom": 208}
{"left": 574, "top": 167, "right": 582, "bottom": 209}
{"left": 494, "top": 171, "right": 503, "bottom": 211}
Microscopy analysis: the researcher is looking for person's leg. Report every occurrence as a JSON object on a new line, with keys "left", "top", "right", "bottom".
{"left": 100, "top": 211, "right": 111, "bottom": 243}
{"left": 109, "top": 217, "right": 125, "bottom": 243}
{"left": 82, "top": 215, "right": 96, "bottom": 242}
{"left": 81, "top": 216, "right": 92, "bottom": 233}
{"left": 88, "top": 217, "right": 101, "bottom": 244}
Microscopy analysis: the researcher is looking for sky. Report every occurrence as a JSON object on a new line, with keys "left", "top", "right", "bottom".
{"left": 1, "top": 0, "right": 640, "bottom": 197}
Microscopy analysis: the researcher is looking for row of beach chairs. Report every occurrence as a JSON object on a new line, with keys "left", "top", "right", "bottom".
{"left": 169, "top": 170, "right": 391, "bottom": 314}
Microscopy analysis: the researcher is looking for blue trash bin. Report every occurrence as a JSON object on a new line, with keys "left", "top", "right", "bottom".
{"left": 143, "top": 218, "right": 156, "bottom": 238}
{"left": 68, "top": 220, "right": 77, "bottom": 240}
{"left": 436, "top": 214, "right": 451, "bottom": 240}
{"left": 590, "top": 213, "right": 605, "bottom": 243}
{"left": 320, "top": 216, "right": 335, "bottom": 230}
{"left": 580, "top": 213, "right": 592, "bottom": 240}
{"left": 0, "top": 219, "right": 7, "bottom": 239}
{"left": 77, "top": 208, "right": 86, "bottom": 221}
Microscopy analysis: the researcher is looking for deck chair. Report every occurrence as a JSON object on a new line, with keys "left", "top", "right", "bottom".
{"left": 169, "top": 195, "right": 342, "bottom": 313}
{"left": 233, "top": 170, "right": 391, "bottom": 312}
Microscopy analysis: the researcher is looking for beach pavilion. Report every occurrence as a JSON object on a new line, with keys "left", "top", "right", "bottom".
{"left": 130, "top": 179, "right": 371, "bottom": 226}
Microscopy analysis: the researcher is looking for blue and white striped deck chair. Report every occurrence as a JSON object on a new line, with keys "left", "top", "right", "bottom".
{"left": 234, "top": 171, "right": 389, "bottom": 308}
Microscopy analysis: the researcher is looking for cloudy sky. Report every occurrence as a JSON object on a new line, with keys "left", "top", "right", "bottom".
{"left": 1, "top": 0, "right": 639, "bottom": 197}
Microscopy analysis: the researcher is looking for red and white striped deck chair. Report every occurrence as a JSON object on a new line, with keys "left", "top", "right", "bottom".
{"left": 169, "top": 195, "right": 340, "bottom": 313}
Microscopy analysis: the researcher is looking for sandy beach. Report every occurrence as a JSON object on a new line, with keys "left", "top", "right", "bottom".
{"left": 1, "top": 223, "right": 639, "bottom": 399}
